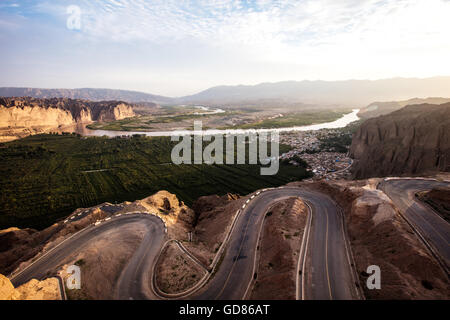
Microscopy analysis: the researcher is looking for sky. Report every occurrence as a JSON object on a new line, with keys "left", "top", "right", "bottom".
{"left": 1, "top": 0, "right": 449, "bottom": 97}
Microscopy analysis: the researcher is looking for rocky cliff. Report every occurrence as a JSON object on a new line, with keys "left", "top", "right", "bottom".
{"left": 0, "top": 274, "right": 60, "bottom": 300}
{"left": 0, "top": 97, "right": 135, "bottom": 141}
{"left": 349, "top": 103, "right": 450, "bottom": 179}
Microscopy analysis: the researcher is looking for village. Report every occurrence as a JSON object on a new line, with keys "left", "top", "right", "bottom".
{"left": 279, "top": 129, "right": 353, "bottom": 180}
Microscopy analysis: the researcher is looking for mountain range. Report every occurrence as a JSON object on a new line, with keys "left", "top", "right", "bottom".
{"left": 0, "top": 88, "right": 172, "bottom": 105}
{"left": 1, "top": 76, "right": 449, "bottom": 107}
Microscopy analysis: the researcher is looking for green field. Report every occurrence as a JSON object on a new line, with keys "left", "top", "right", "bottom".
{"left": 229, "top": 110, "right": 351, "bottom": 129}
{"left": 86, "top": 106, "right": 238, "bottom": 131}
{"left": 0, "top": 134, "right": 311, "bottom": 230}
{"left": 86, "top": 113, "right": 235, "bottom": 131}
{"left": 87, "top": 108, "right": 350, "bottom": 132}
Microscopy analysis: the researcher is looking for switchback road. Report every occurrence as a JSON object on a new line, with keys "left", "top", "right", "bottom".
{"left": 10, "top": 214, "right": 166, "bottom": 300}
{"left": 10, "top": 187, "right": 359, "bottom": 300}
{"left": 379, "top": 178, "right": 450, "bottom": 274}
{"left": 191, "top": 187, "right": 358, "bottom": 300}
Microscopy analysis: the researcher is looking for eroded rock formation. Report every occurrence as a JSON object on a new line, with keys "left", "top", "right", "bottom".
{"left": 0, "top": 274, "right": 60, "bottom": 300}
{"left": 0, "top": 97, "right": 135, "bottom": 141}
{"left": 350, "top": 103, "right": 450, "bottom": 179}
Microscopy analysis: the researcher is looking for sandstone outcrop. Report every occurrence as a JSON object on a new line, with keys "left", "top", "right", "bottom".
{"left": 0, "top": 274, "right": 15, "bottom": 299}
{"left": 137, "top": 190, "right": 195, "bottom": 230}
{"left": 0, "top": 274, "right": 60, "bottom": 300}
{"left": 350, "top": 103, "right": 450, "bottom": 179}
{"left": 0, "top": 97, "right": 135, "bottom": 141}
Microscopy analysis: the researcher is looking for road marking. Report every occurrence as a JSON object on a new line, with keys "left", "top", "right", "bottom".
{"left": 216, "top": 192, "right": 298, "bottom": 299}
{"left": 10, "top": 225, "right": 91, "bottom": 281}
{"left": 382, "top": 180, "right": 450, "bottom": 272}
{"left": 325, "top": 213, "right": 333, "bottom": 300}
{"left": 297, "top": 201, "right": 312, "bottom": 300}
{"left": 215, "top": 202, "right": 253, "bottom": 299}
{"left": 413, "top": 189, "right": 450, "bottom": 227}
{"left": 11, "top": 213, "right": 161, "bottom": 286}
{"left": 408, "top": 201, "right": 449, "bottom": 245}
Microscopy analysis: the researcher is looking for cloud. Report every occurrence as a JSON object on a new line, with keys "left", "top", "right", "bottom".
{"left": 7, "top": 0, "right": 450, "bottom": 59}
{"left": 67, "top": 1, "right": 450, "bottom": 55}
{"left": 1, "top": 0, "right": 449, "bottom": 95}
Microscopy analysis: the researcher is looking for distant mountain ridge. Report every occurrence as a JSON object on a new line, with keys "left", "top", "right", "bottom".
{"left": 0, "top": 87, "right": 173, "bottom": 105}
{"left": 2, "top": 76, "right": 449, "bottom": 107}
{"left": 0, "top": 77, "right": 450, "bottom": 107}
{"left": 358, "top": 97, "right": 450, "bottom": 118}
{"left": 181, "top": 77, "right": 450, "bottom": 106}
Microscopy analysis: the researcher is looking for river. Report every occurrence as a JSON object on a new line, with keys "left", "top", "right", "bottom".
{"left": 63, "top": 109, "right": 360, "bottom": 137}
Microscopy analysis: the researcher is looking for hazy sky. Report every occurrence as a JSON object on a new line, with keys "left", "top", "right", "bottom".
{"left": 1, "top": 0, "right": 449, "bottom": 96}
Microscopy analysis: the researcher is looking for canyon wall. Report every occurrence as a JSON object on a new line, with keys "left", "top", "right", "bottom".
{"left": 349, "top": 103, "right": 450, "bottom": 178}
{"left": 0, "top": 97, "right": 135, "bottom": 141}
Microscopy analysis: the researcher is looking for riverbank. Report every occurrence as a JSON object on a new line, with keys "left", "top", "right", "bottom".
{"left": 61, "top": 109, "right": 360, "bottom": 138}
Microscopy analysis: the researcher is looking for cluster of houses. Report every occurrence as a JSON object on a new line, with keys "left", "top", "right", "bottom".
{"left": 279, "top": 131, "right": 352, "bottom": 180}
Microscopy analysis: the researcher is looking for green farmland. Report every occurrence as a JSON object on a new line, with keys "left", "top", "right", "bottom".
{"left": 0, "top": 134, "right": 311, "bottom": 230}
{"left": 231, "top": 110, "right": 351, "bottom": 129}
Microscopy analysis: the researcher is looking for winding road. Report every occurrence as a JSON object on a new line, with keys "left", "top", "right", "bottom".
{"left": 10, "top": 187, "right": 360, "bottom": 300}
{"left": 190, "top": 187, "right": 358, "bottom": 300}
{"left": 378, "top": 178, "right": 450, "bottom": 274}
{"left": 10, "top": 213, "right": 166, "bottom": 299}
